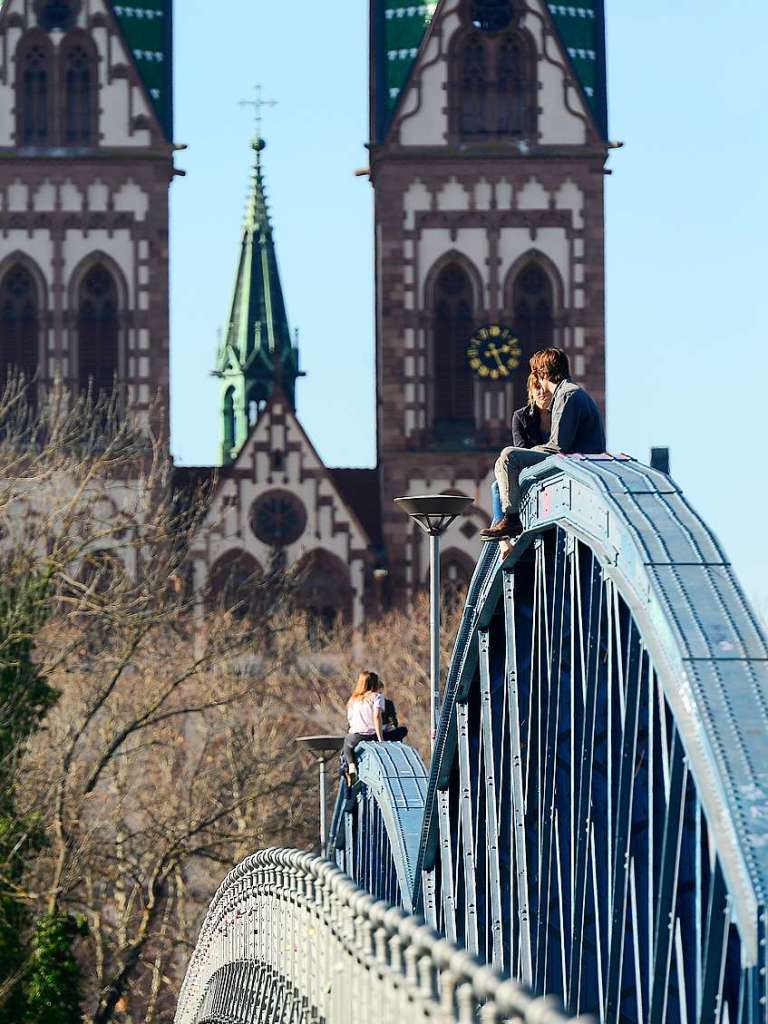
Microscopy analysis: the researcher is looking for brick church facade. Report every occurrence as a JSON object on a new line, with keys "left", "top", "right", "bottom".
{"left": 373, "top": 0, "right": 608, "bottom": 596}
{"left": 0, "top": 0, "right": 174, "bottom": 435}
{"left": 0, "top": 0, "right": 609, "bottom": 626}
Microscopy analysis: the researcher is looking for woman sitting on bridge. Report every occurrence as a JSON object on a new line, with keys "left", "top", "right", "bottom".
{"left": 490, "top": 373, "right": 552, "bottom": 520}
{"left": 343, "top": 671, "right": 407, "bottom": 784}
{"left": 512, "top": 372, "right": 553, "bottom": 448}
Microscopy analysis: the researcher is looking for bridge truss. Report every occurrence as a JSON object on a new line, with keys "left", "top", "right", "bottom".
{"left": 177, "top": 454, "right": 768, "bottom": 1024}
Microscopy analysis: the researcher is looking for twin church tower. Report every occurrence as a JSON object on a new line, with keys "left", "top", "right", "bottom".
{"left": 0, "top": 0, "right": 608, "bottom": 623}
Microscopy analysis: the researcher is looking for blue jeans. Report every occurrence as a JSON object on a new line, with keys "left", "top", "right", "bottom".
{"left": 491, "top": 481, "right": 502, "bottom": 520}
{"left": 495, "top": 447, "right": 549, "bottom": 513}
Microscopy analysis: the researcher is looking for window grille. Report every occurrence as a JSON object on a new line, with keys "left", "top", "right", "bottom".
{"left": 19, "top": 43, "right": 50, "bottom": 144}
{"left": 64, "top": 43, "right": 95, "bottom": 144}
{"left": 0, "top": 265, "right": 39, "bottom": 399}
{"left": 78, "top": 265, "right": 119, "bottom": 397}
{"left": 432, "top": 264, "right": 475, "bottom": 435}
{"left": 512, "top": 263, "right": 554, "bottom": 355}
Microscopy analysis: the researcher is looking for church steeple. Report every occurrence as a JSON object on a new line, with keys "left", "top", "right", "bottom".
{"left": 216, "top": 135, "right": 300, "bottom": 465}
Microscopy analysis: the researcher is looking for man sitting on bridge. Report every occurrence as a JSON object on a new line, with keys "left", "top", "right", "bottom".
{"left": 481, "top": 347, "right": 605, "bottom": 542}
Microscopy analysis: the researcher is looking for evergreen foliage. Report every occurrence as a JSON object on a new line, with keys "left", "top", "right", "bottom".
{"left": 0, "top": 566, "right": 83, "bottom": 1022}
{"left": 25, "top": 913, "right": 87, "bottom": 1024}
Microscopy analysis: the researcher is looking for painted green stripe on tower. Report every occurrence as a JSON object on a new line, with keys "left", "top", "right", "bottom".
{"left": 374, "top": 0, "right": 607, "bottom": 140}
{"left": 111, "top": 2, "right": 173, "bottom": 141}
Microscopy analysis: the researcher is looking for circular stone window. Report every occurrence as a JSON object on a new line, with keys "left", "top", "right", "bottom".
{"left": 35, "top": 0, "right": 81, "bottom": 31}
{"left": 471, "top": 0, "right": 515, "bottom": 32}
{"left": 249, "top": 490, "right": 307, "bottom": 548}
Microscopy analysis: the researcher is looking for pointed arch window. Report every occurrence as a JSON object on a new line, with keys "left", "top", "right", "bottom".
{"left": 17, "top": 36, "right": 52, "bottom": 145}
{"left": 432, "top": 263, "right": 475, "bottom": 438}
{"left": 207, "top": 549, "right": 263, "bottom": 621}
{"left": 62, "top": 39, "right": 96, "bottom": 145}
{"left": 0, "top": 265, "right": 40, "bottom": 399}
{"left": 453, "top": 28, "right": 535, "bottom": 140}
{"left": 511, "top": 263, "right": 554, "bottom": 356}
{"left": 77, "top": 265, "right": 119, "bottom": 398}
{"left": 460, "top": 35, "right": 488, "bottom": 138}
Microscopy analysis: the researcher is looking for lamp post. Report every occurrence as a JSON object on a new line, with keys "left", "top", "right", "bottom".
{"left": 295, "top": 735, "right": 345, "bottom": 853}
{"left": 394, "top": 494, "right": 474, "bottom": 754}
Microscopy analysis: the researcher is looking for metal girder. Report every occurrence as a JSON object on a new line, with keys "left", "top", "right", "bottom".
{"left": 177, "top": 452, "right": 768, "bottom": 1024}
{"left": 412, "top": 453, "right": 768, "bottom": 1024}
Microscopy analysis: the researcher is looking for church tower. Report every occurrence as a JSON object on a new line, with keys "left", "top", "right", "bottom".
{"left": 371, "top": 0, "right": 609, "bottom": 595}
{"left": 215, "top": 136, "right": 301, "bottom": 465}
{"left": 0, "top": 0, "right": 174, "bottom": 433}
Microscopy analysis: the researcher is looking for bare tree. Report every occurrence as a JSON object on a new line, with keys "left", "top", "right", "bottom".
{"left": 0, "top": 380, "right": 316, "bottom": 1022}
{"left": 0, "top": 379, "right": 458, "bottom": 1021}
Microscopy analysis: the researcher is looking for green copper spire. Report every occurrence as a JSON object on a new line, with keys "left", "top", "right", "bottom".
{"left": 216, "top": 136, "right": 301, "bottom": 465}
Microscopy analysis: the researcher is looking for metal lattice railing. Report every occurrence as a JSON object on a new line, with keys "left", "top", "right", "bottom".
{"left": 174, "top": 848, "right": 588, "bottom": 1024}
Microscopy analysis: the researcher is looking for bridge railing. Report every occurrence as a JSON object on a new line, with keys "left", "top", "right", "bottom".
{"left": 174, "top": 847, "right": 588, "bottom": 1024}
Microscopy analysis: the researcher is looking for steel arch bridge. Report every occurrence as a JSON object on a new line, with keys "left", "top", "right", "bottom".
{"left": 176, "top": 454, "right": 768, "bottom": 1024}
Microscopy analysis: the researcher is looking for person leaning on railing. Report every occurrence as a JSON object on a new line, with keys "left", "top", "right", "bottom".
{"left": 342, "top": 671, "right": 408, "bottom": 785}
{"left": 482, "top": 347, "right": 606, "bottom": 543}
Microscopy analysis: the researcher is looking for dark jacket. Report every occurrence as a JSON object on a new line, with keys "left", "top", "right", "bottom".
{"left": 536, "top": 380, "right": 605, "bottom": 455}
{"left": 512, "top": 404, "right": 549, "bottom": 449}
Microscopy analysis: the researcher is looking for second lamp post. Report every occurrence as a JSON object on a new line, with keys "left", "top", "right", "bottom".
{"left": 394, "top": 494, "right": 473, "bottom": 754}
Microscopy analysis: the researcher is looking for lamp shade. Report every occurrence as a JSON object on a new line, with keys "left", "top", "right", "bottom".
{"left": 394, "top": 494, "right": 474, "bottom": 536}
{"left": 295, "top": 735, "right": 345, "bottom": 753}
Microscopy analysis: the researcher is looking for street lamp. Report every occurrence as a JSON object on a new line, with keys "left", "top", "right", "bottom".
{"left": 295, "top": 734, "right": 344, "bottom": 853}
{"left": 394, "top": 494, "right": 474, "bottom": 754}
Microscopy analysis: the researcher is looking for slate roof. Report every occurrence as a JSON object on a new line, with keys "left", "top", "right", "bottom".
{"left": 328, "top": 469, "right": 383, "bottom": 549}
{"left": 373, "top": 0, "right": 607, "bottom": 141}
{"left": 111, "top": 2, "right": 173, "bottom": 140}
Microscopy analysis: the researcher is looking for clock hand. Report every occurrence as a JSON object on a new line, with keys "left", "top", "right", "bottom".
{"left": 488, "top": 346, "right": 506, "bottom": 373}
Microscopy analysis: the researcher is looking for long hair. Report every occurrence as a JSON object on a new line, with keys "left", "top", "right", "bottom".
{"left": 348, "top": 670, "right": 381, "bottom": 706}
{"left": 526, "top": 372, "right": 540, "bottom": 408}
{"left": 530, "top": 347, "right": 570, "bottom": 383}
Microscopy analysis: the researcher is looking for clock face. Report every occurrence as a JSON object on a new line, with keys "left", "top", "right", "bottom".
{"left": 466, "top": 325, "right": 522, "bottom": 380}
{"left": 249, "top": 490, "right": 307, "bottom": 548}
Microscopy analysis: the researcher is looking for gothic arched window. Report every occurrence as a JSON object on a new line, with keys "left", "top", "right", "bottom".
{"left": 207, "top": 549, "right": 263, "bottom": 621}
{"left": 0, "top": 265, "right": 40, "bottom": 397}
{"left": 460, "top": 35, "right": 488, "bottom": 137}
{"left": 77, "top": 264, "right": 119, "bottom": 397}
{"left": 511, "top": 263, "right": 554, "bottom": 356}
{"left": 16, "top": 36, "right": 52, "bottom": 145}
{"left": 454, "top": 28, "right": 535, "bottom": 140}
{"left": 62, "top": 39, "right": 96, "bottom": 145}
{"left": 291, "top": 549, "right": 352, "bottom": 644}
{"left": 497, "top": 35, "right": 529, "bottom": 135}
{"left": 432, "top": 263, "right": 475, "bottom": 436}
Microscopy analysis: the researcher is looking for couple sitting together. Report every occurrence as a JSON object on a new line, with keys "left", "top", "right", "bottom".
{"left": 481, "top": 346, "right": 605, "bottom": 543}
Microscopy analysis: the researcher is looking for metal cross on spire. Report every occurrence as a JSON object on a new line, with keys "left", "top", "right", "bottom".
{"left": 238, "top": 84, "right": 278, "bottom": 140}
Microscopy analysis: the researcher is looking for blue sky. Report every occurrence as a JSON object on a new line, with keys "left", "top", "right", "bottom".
{"left": 170, "top": 1, "right": 768, "bottom": 611}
